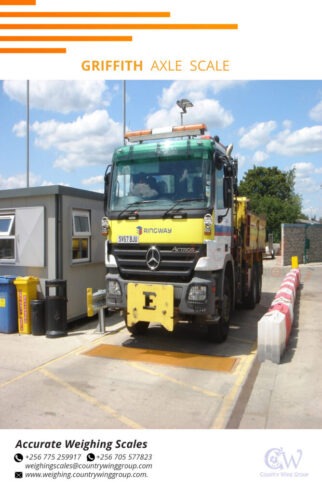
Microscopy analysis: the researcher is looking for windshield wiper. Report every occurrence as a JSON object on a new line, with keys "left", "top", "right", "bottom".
{"left": 163, "top": 198, "right": 206, "bottom": 218}
{"left": 118, "top": 200, "right": 158, "bottom": 218}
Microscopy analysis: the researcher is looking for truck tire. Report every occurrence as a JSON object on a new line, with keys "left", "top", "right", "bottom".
{"left": 207, "top": 275, "right": 231, "bottom": 343}
{"left": 127, "top": 321, "right": 149, "bottom": 336}
{"left": 243, "top": 265, "right": 257, "bottom": 309}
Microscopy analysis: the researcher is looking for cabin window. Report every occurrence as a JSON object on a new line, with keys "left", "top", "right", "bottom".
{"left": 0, "top": 214, "right": 15, "bottom": 262}
{"left": 72, "top": 210, "right": 91, "bottom": 262}
{"left": 215, "top": 167, "right": 225, "bottom": 210}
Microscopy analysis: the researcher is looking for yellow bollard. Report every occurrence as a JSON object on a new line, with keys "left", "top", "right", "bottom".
{"left": 291, "top": 256, "right": 299, "bottom": 269}
{"left": 86, "top": 287, "right": 94, "bottom": 317}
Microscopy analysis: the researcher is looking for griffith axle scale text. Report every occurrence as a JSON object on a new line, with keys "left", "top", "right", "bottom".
{"left": 81, "top": 58, "right": 230, "bottom": 72}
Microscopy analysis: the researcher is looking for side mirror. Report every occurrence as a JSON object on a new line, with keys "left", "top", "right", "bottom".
{"left": 104, "top": 165, "right": 111, "bottom": 213}
{"left": 223, "top": 176, "right": 233, "bottom": 208}
{"left": 213, "top": 151, "right": 223, "bottom": 170}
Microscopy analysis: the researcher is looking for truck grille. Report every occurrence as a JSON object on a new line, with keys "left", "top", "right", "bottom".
{"left": 111, "top": 244, "right": 206, "bottom": 282}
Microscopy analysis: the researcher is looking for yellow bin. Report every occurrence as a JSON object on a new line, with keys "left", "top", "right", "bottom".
{"left": 14, "top": 277, "right": 39, "bottom": 334}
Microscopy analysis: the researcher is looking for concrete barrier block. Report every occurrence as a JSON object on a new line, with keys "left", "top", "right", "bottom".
{"left": 269, "top": 302, "right": 292, "bottom": 342}
{"left": 274, "top": 286, "right": 295, "bottom": 304}
{"left": 280, "top": 280, "right": 297, "bottom": 294}
{"left": 257, "top": 310, "right": 286, "bottom": 364}
{"left": 257, "top": 266, "right": 300, "bottom": 364}
{"left": 271, "top": 297, "right": 294, "bottom": 324}
{"left": 285, "top": 268, "right": 300, "bottom": 287}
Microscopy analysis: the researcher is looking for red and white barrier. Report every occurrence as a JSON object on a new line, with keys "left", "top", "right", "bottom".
{"left": 257, "top": 267, "right": 300, "bottom": 363}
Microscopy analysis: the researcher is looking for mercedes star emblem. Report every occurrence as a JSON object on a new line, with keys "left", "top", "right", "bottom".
{"left": 146, "top": 246, "right": 161, "bottom": 271}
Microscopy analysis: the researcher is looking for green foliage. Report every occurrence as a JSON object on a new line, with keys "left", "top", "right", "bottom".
{"left": 238, "top": 166, "right": 302, "bottom": 241}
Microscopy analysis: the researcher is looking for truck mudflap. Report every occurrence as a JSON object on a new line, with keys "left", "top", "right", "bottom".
{"left": 127, "top": 283, "right": 174, "bottom": 332}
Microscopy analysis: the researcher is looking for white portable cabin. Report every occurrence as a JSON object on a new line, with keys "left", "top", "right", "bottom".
{"left": 0, "top": 185, "right": 105, "bottom": 321}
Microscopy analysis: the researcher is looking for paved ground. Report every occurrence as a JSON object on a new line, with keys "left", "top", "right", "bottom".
{"left": 0, "top": 258, "right": 320, "bottom": 429}
{"left": 238, "top": 261, "right": 322, "bottom": 428}
{"left": 0, "top": 306, "right": 259, "bottom": 429}
{"left": 0, "top": 265, "right": 275, "bottom": 430}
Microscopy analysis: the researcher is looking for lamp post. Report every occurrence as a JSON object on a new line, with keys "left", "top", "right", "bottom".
{"left": 123, "top": 80, "right": 126, "bottom": 144}
{"left": 26, "top": 80, "right": 30, "bottom": 188}
{"left": 176, "top": 98, "right": 193, "bottom": 125}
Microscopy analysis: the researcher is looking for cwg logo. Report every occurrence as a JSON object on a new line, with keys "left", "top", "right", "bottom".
{"left": 264, "top": 447, "right": 303, "bottom": 470}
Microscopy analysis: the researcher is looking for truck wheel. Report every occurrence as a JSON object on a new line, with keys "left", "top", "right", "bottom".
{"left": 244, "top": 265, "right": 257, "bottom": 309}
{"left": 127, "top": 321, "right": 149, "bottom": 336}
{"left": 207, "top": 276, "right": 231, "bottom": 343}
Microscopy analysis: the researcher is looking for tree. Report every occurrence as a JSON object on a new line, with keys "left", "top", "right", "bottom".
{"left": 238, "top": 166, "right": 302, "bottom": 241}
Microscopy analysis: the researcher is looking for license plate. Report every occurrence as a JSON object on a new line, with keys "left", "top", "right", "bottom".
{"left": 127, "top": 283, "right": 174, "bottom": 332}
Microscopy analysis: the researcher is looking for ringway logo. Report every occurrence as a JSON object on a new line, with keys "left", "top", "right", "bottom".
{"left": 136, "top": 226, "right": 172, "bottom": 235}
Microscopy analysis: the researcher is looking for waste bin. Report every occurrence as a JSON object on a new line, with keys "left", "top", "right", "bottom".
{"left": 0, "top": 275, "right": 18, "bottom": 334}
{"left": 45, "top": 280, "right": 67, "bottom": 338}
{"left": 13, "top": 276, "right": 39, "bottom": 334}
{"left": 31, "top": 299, "right": 46, "bottom": 336}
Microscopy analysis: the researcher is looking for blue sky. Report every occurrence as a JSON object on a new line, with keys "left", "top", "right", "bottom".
{"left": 1, "top": 80, "right": 322, "bottom": 218}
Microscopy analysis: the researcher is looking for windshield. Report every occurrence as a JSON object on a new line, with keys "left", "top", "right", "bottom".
{"left": 109, "top": 158, "right": 212, "bottom": 212}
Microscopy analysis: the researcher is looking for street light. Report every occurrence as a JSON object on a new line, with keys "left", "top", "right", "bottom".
{"left": 176, "top": 98, "right": 193, "bottom": 125}
{"left": 26, "top": 80, "right": 30, "bottom": 188}
{"left": 123, "top": 80, "right": 126, "bottom": 144}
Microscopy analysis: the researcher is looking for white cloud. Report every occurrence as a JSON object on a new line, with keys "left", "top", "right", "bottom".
{"left": 295, "top": 176, "right": 317, "bottom": 195}
{"left": 12, "top": 120, "right": 26, "bottom": 137}
{"left": 252, "top": 150, "right": 269, "bottom": 163}
{"left": 292, "top": 161, "right": 322, "bottom": 195}
{"left": 81, "top": 176, "right": 104, "bottom": 193}
{"left": 282, "top": 119, "right": 293, "bottom": 129}
{"left": 158, "top": 80, "right": 245, "bottom": 108}
{"left": 0, "top": 171, "right": 71, "bottom": 190}
{"left": 309, "top": 100, "right": 322, "bottom": 122}
{"left": 267, "top": 125, "right": 322, "bottom": 155}
{"left": 28, "top": 110, "right": 123, "bottom": 171}
{"left": 146, "top": 98, "right": 233, "bottom": 129}
{"left": 239, "top": 121, "right": 277, "bottom": 149}
{"left": 0, "top": 172, "right": 42, "bottom": 189}
{"left": 142, "top": 80, "right": 243, "bottom": 131}
{"left": 292, "top": 161, "right": 315, "bottom": 173}
{"left": 3, "top": 80, "right": 110, "bottom": 114}
{"left": 82, "top": 175, "right": 103, "bottom": 186}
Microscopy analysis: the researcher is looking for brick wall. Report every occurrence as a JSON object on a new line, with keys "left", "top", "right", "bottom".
{"left": 281, "top": 223, "right": 322, "bottom": 265}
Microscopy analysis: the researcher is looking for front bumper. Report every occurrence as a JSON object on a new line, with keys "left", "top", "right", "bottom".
{"left": 105, "top": 272, "right": 217, "bottom": 324}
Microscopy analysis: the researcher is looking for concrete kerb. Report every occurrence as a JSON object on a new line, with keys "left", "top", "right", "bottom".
{"left": 257, "top": 264, "right": 300, "bottom": 364}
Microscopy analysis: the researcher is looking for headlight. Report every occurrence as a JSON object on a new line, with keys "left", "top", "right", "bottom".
{"left": 204, "top": 213, "right": 212, "bottom": 235}
{"left": 187, "top": 285, "right": 207, "bottom": 302}
{"left": 101, "top": 216, "right": 110, "bottom": 236}
{"left": 107, "top": 280, "right": 121, "bottom": 296}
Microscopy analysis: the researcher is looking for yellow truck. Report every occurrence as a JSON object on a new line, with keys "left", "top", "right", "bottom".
{"left": 102, "top": 123, "right": 266, "bottom": 342}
